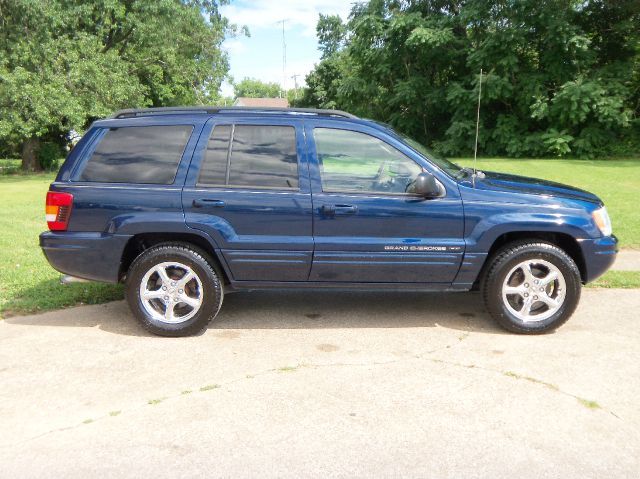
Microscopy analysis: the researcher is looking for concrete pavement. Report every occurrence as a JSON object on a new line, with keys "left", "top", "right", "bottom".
{"left": 1, "top": 288, "right": 639, "bottom": 477}
{"left": 612, "top": 249, "right": 640, "bottom": 271}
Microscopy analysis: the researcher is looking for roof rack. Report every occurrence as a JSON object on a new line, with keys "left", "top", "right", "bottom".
{"left": 109, "top": 106, "right": 358, "bottom": 120}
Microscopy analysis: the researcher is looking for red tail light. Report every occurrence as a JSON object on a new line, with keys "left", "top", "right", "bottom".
{"left": 46, "top": 191, "right": 74, "bottom": 231}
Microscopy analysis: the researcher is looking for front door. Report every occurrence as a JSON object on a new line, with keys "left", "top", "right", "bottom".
{"left": 182, "top": 118, "right": 313, "bottom": 282}
{"left": 307, "top": 124, "right": 464, "bottom": 283}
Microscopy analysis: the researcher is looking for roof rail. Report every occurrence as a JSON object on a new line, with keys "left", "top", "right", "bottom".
{"left": 109, "top": 106, "right": 358, "bottom": 120}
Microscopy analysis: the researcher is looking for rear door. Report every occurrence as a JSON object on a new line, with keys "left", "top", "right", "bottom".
{"left": 306, "top": 121, "right": 465, "bottom": 283}
{"left": 182, "top": 117, "right": 313, "bottom": 282}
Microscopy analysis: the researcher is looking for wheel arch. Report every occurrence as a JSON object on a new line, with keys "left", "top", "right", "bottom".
{"left": 475, "top": 231, "right": 587, "bottom": 288}
{"left": 119, "top": 232, "right": 231, "bottom": 284}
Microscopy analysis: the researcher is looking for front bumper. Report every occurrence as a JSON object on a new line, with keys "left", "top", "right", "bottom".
{"left": 579, "top": 235, "right": 618, "bottom": 283}
{"left": 40, "top": 231, "right": 132, "bottom": 283}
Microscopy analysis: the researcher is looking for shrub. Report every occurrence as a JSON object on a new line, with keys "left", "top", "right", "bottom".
{"left": 37, "top": 142, "right": 62, "bottom": 171}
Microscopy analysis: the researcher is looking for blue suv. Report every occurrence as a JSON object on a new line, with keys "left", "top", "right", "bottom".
{"left": 40, "top": 107, "right": 617, "bottom": 336}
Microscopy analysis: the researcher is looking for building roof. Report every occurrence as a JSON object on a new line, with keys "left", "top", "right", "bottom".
{"left": 233, "top": 97, "right": 289, "bottom": 108}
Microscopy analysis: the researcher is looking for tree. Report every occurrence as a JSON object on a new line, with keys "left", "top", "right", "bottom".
{"left": 297, "top": 14, "right": 349, "bottom": 109}
{"left": 0, "top": 0, "right": 236, "bottom": 170}
{"left": 233, "top": 77, "right": 281, "bottom": 98}
{"left": 301, "top": 0, "right": 640, "bottom": 158}
{"left": 317, "top": 14, "right": 346, "bottom": 59}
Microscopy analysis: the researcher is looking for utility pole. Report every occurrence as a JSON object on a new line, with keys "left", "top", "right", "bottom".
{"left": 290, "top": 74, "right": 301, "bottom": 100}
{"left": 278, "top": 19, "right": 287, "bottom": 98}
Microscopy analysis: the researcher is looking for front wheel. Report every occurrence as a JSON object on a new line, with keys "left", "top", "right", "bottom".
{"left": 482, "top": 241, "right": 581, "bottom": 334}
{"left": 125, "top": 244, "right": 223, "bottom": 337}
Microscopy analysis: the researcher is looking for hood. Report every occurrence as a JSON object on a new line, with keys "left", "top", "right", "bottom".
{"left": 470, "top": 171, "right": 601, "bottom": 205}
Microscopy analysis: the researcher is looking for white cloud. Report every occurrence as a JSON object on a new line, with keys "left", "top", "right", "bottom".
{"left": 219, "top": 0, "right": 353, "bottom": 95}
{"left": 221, "top": 0, "right": 353, "bottom": 37}
{"left": 220, "top": 81, "right": 235, "bottom": 98}
{"left": 222, "top": 38, "right": 247, "bottom": 55}
{"left": 254, "top": 59, "right": 318, "bottom": 88}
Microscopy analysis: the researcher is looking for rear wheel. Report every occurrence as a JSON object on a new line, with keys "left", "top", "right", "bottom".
{"left": 482, "top": 241, "right": 581, "bottom": 334}
{"left": 125, "top": 244, "right": 223, "bottom": 336}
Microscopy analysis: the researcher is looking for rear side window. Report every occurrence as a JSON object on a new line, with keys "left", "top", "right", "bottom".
{"left": 79, "top": 125, "right": 193, "bottom": 184}
{"left": 197, "top": 125, "right": 298, "bottom": 189}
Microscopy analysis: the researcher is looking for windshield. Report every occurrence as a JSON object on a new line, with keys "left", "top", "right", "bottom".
{"left": 397, "top": 134, "right": 463, "bottom": 177}
{"left": 373, "top": 122, "right": 463, "bottom": 177}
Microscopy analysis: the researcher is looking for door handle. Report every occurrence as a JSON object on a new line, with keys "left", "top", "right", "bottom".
{"left": 335, "top": 204, "right": 358, "bottom": 214}
{"left": 321, "top": 204, "right": 357, "bottom": 216}
{"left": 192, "top": 199, "right": 225, "bottom": 208}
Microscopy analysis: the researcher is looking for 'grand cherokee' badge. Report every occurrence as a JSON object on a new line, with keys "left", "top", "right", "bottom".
{"left": 384, "top": 245, "right": 448, "bottom": 251}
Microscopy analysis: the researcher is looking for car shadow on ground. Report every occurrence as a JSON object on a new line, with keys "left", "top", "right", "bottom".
{"left": 215, "top": 290, "right": 499, "bottom": 330}
{"left": 5, "top": 289, "right": 507, "bottom": 337}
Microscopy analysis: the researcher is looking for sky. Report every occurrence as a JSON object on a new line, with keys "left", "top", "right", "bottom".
{"left": 218, "top": 0, "right": 353, "bottom": 97}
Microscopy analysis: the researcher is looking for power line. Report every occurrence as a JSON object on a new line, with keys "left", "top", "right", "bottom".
{"left": 290, "top": 74, "right": 301, "bottom": 100}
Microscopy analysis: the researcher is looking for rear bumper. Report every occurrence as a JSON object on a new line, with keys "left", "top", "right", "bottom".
{"left": 579, "top": 235, "right": 618, "bottom": 283}
{"left": 40, "top": 232, "right": 132, "bottom": 283}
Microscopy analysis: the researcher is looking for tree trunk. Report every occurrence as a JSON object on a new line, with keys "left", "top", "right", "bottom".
{"left": 21, "top": 137, "right": 42, "bottom": 172}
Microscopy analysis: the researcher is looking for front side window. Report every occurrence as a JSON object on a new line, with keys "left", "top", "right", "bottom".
{"left": 197, "top": 124, "right": 299, "bottom": 189}
{"left": 314, "top": 128, "right": 423, "bottom": 194}
{"left": 80, "top": 125, "right": 192, "bottom": 184}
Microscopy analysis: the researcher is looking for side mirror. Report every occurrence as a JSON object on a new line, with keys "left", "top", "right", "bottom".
{"left": 413, "top": 172, "right": 441, "bottom": 197}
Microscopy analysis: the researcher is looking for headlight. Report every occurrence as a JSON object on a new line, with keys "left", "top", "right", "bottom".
{"left": 592, "top": 206, "right": 612, "bottom": 237}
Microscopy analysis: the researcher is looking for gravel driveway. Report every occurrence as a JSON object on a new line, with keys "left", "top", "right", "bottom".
{"left": 1, "top": 288, "right": 639, "bottom": 478}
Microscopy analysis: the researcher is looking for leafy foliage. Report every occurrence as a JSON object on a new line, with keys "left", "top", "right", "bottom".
{"left": 300, "top": 0, "right": 640, "bottom": 158}
{"left": 0, "top": 0, "right": 236, "bottom": 168}
{"left": 233, "top": 77, "right": 281, "bottom": 98}
{"left": 37, "top": 142, "right": 63, "bottom": 171}
{"left": 317, "top": 14, "right": 347, "bottom": 59}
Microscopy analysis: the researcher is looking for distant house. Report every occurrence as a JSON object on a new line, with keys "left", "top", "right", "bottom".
{"left": 234, "top": 97, "right": 289, "bottom": 108}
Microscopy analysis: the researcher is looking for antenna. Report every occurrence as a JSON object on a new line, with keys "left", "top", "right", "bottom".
{"left": 472, "top": 68, "right": 483, "bottom": 187}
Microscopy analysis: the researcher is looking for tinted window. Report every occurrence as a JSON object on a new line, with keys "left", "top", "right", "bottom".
{"left": 315, "top": 128, "right": 422, "bottom": 194}
{"left": 198, "top": 125, "right": 231, "bottom": 185}
{"left": 80, "top": 125, "right": 192, "bottom": 184}
{"left": 197, "top": 125, "right": 298, "bottom": 189}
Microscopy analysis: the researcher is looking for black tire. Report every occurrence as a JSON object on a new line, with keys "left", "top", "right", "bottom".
{"left": 125, "top": 243, "right": 223, "bottom": 337}
{"left": 481, "top": 241, "right": 581, "bottom": 334}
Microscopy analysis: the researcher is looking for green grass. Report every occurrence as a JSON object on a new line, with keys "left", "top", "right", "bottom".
{"left": 457, "top": 158, "right": 640, "bottom": 248}
{"left": 588, "top": 271, "right": 640, "bottom": 289}
{"left": 503, "top": 370, "right": 560, "bottom": 391}
{"left": 0, "top": 159, "right": 21, "bottom": 174}
{"left": 0, "top": 172, "right": 123, "bottom": 318}
{"left": 0, "top": 157, "right": 638, "bottom": 318}
{"left": 278, "top": 365, "right": 299, "bottom": 372}
{"left": 199, "top": 384, "right": 220, "bottom": 391}
{"left": 322, "top": 156, "right": 382, "bottom": 175}
{"left": 0, "top": 158, "right": 62, "bottom": 175}
{"left": 577, "top": 398, "right": 601, "bottom": 410}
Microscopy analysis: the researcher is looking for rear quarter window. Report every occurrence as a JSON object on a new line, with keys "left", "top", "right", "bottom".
{"left": 79, "top": 125, "right": 193, "bottom": 184}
